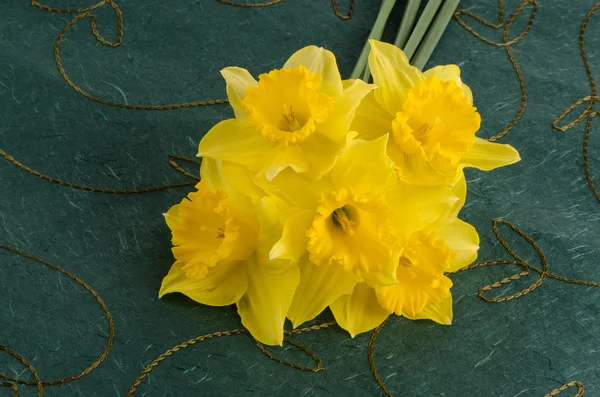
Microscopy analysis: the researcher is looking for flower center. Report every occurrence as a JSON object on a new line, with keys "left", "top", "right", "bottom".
{"left": 411, "top": 122, "right": 433, "bottom": 144}
{"left": 242, "top": 65, "right": 333, "bottom": 145}
{"left": 331, "top": 206, "right": 357, "bottom": 236}
{"left": 398, "top": 256, "right": 412, "bottom": 267}
{"left": 306, "top": 188, "right": 398, "bottom": 284}
{"left": 281, "top": 104, "right": 303, "bottom": 132}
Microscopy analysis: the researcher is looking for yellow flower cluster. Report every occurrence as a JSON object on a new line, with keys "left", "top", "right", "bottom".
{"left": 160, "top": 40, "right": 520, "bottom": 345}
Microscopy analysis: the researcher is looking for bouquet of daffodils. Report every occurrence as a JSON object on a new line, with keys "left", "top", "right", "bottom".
{"left": 159, "top": 40, "right": 520, "bottom": 345}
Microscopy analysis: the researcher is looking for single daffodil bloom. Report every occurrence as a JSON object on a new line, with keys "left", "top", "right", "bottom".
{"left": 159, "top": 159, "right": 299, "bottom": 346}
{"left": 351, "top": 40, "right": 520, "bottom": 186}
{"left": 198, "top": 46, "right": 374, "bottom": 180}
{"left": 331, "top": 218, "right": 480, "bottom": 337}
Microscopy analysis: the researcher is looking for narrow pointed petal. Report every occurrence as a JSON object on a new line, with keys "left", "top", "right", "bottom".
{"left": 316, "top": 79, "right": 375, "bottom": 141}
{"left": 283, "top": 46, "right": 343, "bottom": 97}
{"left": 270, "top": 209, "right": 313, "bottom": 262}
{"left": 388, "top": 144, "right": 460, "bottom": 186}
{"left": 368, "top": 40, "right": 423, "bottom": 115}
{"left": 159, "top": 260, "right": 247, "bottom": 306}
{"left": 461, "top": 137, "right": 521, "bottom": 171}
{"left": 199, "top": 157, "right": 223, "bottom": 189}
{"left": 331, "top": 135, "right": 397, "bottom": 196}
{"left": 221, "top": 67, "right": 258, "bottom": 119}
{"left": 198, "top": 119, "right": 275, "bottom": 172}
{"left": 256, "top": 168, "right": 327, "bottom": 211}
{"left": 288, "top": 256, "right": 357, "bottom": 328}
{"left": 254, "top": 197, "right": 301, "bottom": 274}
{"left": 351, "top": 92, "right": 394, "bottom": 141}
{"left": 440, "top": 219, "right": 480, "bottom": 273}
{"left": 330, "top": 283, "right": 390, "bottom": 337}
{"left": 404, "top": 294, "right": 453, "bottom": 325}
{"left": 388, "top": 183, "right": 459, "bottom": 237}
{"left": 261, "top": 144, "right": 310, "bottom": 180}
{"left": 450, "top": 172, "right": 467, "bottom": 219}
{"left": 221, "top": 161, "right": 266, "bottom": 201}
{"left": 237, "top": 255, "right": 300, "bottom": 346}
{"left": 301, "top": 132, "right": 350, "bottom": 180}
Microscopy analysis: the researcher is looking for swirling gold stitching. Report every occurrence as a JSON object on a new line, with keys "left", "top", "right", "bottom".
{"left": 454, "top": 0, "right": 538, "bottom": 142}
{"left": 552, "top": 2, "right": 600, "bottom": 202}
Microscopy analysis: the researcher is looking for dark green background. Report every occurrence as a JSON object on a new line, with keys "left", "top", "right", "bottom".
{"left": 1, "top": 0, "right": 599, "bottom": 396}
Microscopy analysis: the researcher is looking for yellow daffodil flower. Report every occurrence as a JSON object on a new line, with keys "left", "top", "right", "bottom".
{"left": 331, "top": 218, "right": 480, "bottom": 337}
{"left": 159, "top": 159, "right": 299, "bottom": 346}
{"left": 351, "top": 40, "right": 520, "bottom": 186}
{"left": 257, "top": 136, "right": 461, "bottom": 329}
{"left": 198, "top": 46, "right": 374, "bottom": 180}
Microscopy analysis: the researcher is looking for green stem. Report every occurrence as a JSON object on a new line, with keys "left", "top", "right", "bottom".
{"left": 394, "top": 0, "right": 422, "bottom": 49}
{"left": 350, "top": 0, "right": 397, "bottom": 80}
{"left": 402, "top": 0, "right": 443, "bottom": 61}
{"left": 411, "top": 0, "right": 461, "bottom": 70}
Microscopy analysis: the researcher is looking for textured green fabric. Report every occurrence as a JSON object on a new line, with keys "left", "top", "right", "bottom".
{"left": 1, "top": 0, "right": 599, "bottom": 396}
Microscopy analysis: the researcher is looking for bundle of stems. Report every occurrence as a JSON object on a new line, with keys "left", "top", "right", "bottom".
{"left": 351, "top": 0, "right": 461, "bottom": 81}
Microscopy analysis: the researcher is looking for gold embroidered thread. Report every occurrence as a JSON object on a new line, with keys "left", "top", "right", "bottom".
{"left": 126, "top": 322, "right": 336, "bottom": 396}
{"left": 3, "top": 1, "right": 599, "bottom": 396}
{"left": 0, "top": 241, "right": 336, "bottom": 395}
{"left": 552, "top": 2, "right": 600, "bottom": 202}
{"left": 454, "top": 0, "right": 538, "bottom": 142}
{"left": 331, "top": 0, "right": 355, "bottom": 20}
{"left": 0, "top": 243, "right": 115, "bottom": 396}
{"left": 0, "top": 149, "right": 200, "bottom": 194}
{"left": 1, "top": 0, "right": 355, "bottom": 194}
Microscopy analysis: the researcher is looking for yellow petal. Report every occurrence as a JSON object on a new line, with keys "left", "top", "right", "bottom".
{"left": 221, "top": 160, "right": 266, "bottom": 201}
{"left": 159, "top": 260, "right": 247, "bottom": 306}
{"left": 462, "top": 82, "right": 474, "bottom": 105}
{"left": 387, "top": 182, "right": 459, "bottom": 237}
{"left": 404, "top": 294, "right": 453, "bottom": 325}
{"left": 261, "top": 143, "right": 310, "bottom": 180}
{"left": 200, "top": 158, "right": 265, "bottom": 203}
{"left": 460, "top": 137, "right": 521, "bottom": 170}
{"left": 368, "top": 40, "right": 423, "bottom": 115}
{"left": 283, "top": 46, "right": 343, "bottom": 97}
{"left": 270, "top": 209, "right": 313, "bottom": 262}
{"left": 255, "top": 197, "right": 286, "bottom": 268}
{"left": 254, "top": 197, "right": 303, "bottom": 274}
{"left": 298, "top": 132, "right": 349, "bottom": 180}
{"left": 330, "top": 282, "right": 390, "bottom": 337}
{"left": 330, "top": 135, "right": 397, "bottom": 196}
{"left": 316, "top": 79, "right": 375, "bottom": 141}
{"left": 287, "top": 255, "right": 357, "bottom": 328}
{"left": 440, "top": 219, "right": 480, "bottom": 273}
{"left": 198, "top": 119, "right": 275, "bottom": 172}
{"left": 423, "top": 65, "right": 460, "bottom": 83}
{"left": 257, "top": 168, "right": 327, "bottom": 211}
{"left": 350, "top": 92, "right": 394, "bottom": 141}
{"left": 221, "top": 67, "right": 258, "bottom": 120}
{"left": 389, "top": 144, "right": 461, "bottom": 186}
{"left": 237, "top": 255, "right": 300, "bottom": 346}
{"left": 450, "top": 172, "right": 467, "bottom": 218}
{"left": 200, "top": 159, "right": 262, "bottom": 220}
{"left": 164, "top": 203, "right": 182, "bottom": 231}
{"left": 199, "top": 157, "right": 223, "bottom": 190}
{"left": 423, "top": 65, "right": 473, "bottom": 104}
